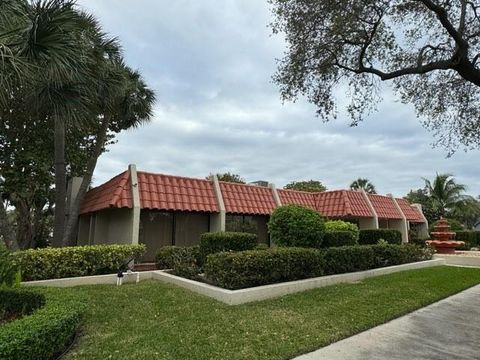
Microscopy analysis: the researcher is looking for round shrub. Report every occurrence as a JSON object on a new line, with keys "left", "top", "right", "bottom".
{"left": 322, "top": 231, "right": 358, "bottom": 247}
{"left": 358, "top": 229, "right": 402, "bottom": 245}
{"left": 0, "top": 288, "right": 86, "bottom": 359}
{"left": 268, "top": 205, "right": 325, "bottom": 248}
{"left": 324, "top": 220, "right": 359, "bottom": 239}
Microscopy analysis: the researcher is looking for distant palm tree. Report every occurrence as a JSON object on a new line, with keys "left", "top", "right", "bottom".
{"left": 423, "top": 173, "right": 467, "bottom": 216}
{"left": 350, "top": 178, "right": 377, "bottom": 194}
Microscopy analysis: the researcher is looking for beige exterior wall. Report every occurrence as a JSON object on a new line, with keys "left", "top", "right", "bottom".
{"left": 77, "top": 215, "right": 91, "bottom": 245}
{"left": 387, "top": 219, "right": 408, "bottom": 243}
{"left": 358, "top": 217, "right": 378, "bottom": 230}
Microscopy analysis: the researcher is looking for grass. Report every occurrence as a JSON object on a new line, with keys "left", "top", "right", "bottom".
{"left": 62, "top": 266, "right": 480, "bottom": 360}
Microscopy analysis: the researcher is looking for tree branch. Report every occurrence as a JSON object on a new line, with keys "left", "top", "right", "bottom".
{"left": 417, "top": 0, "right": 468, "bottom": 50}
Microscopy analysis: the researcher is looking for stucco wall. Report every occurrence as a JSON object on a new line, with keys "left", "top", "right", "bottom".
{"left": 358, "top": 217, "right": 378, "bottom": 230}
{"left": 77, "top": 215, "right": 91, "bottom": 245}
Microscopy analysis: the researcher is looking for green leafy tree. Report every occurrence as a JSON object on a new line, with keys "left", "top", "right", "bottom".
{"left": 284, "top": 180, "right": 326, "bottom": 192}
{"left": 449, "top": 196, "right": 480, "bottom": 229}
{"left": 1, "top": 1, "right": 155, "bottom": 247}
{"left": 423, "top": 173, "right": 468, "bottom": 216}
{"left": 405, "top": 188, "right": 439, "bottom": 225}
{"left": 350, "top": 178, "right": 377, "bottom": 194}
{"left": 270, "top": 0, "right": 480, "bottom": 151}
{"left": 211, "top": 172, "right": 246, "bottom": 184}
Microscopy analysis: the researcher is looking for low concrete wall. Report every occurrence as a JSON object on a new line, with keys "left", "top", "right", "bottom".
{"left": 21, "top": 260, "right": 446, "bottom": 304}
{"left": 153, "top": 259, "right": 445, "bottom": 305}
{"left": 22, "top": 271, "right": 155, "bottom": 288}
{"left": 434, "top": 254, "right": 480, "bottom": 267}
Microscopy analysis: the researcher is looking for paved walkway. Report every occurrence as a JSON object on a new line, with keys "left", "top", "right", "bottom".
{"left": 295, "top": 285, "right": 480, "bottom": 360}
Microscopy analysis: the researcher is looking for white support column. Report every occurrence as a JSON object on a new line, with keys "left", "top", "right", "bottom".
{"left": 128, "top": 164, "right": 141, "bottom": 245}
{"left": 360, "top": 190, "right": 379, "bottom": 229}
{"left": 210, "top": 174, "right": 226, "bottom": 232}
{"left": 269, "top": 183, "right": 282, "bottom": 207}
{"left": 390, "top": 195, "right": 409, "bottom": 243}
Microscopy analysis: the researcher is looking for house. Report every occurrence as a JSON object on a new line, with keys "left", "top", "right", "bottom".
{"left": 75, "top": 165, "right": 428, "bottom": 261}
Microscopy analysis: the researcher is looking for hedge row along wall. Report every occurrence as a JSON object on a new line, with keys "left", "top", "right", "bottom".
{"left": 0, "top": 288, "right": 86, "bottom": 359}
{"left": 15, "top": 244, "right": 146, "bottom": 281}
{"left": 358, "top": 229, "right": 402, "bottom": 245}
{"left": 204, "top": 244, "right": 432, "bottom": 289}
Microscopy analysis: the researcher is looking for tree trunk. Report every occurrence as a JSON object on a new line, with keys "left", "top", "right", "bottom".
{"left": 15, "top": 200, "right": 35, "bottom": 249}
{"left": 63, "top": 116, "right": 111, "bottom": 246}
{"left": 53, "top": 116, "right": 66, "bottom": 247}
{"left": 0, "top": 200, "right": 18, "bottom": 250}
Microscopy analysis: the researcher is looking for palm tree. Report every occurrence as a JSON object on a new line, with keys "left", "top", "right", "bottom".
{"left": 423, "top": 173, "right": 467, "bottom": 217}
{"left": 1, "top": 0, "right": 101, "bottom": 246}
{"left": 350, "top": 178, "right": 377, "bottom": 194}
{"left": 63, "top": 62, "right": 155, "bottom": 245}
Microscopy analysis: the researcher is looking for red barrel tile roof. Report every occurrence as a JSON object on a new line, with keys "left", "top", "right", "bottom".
{"left": 277, "top": 189, "right": 317, "bottom": 209}
{"left": 136, "top": 172, "right": 218, "bottom": 212}
{"left": 368, "top": 194, "right": 403, "bottom": 219}
{"left": 220, "top": 182, "right": 276, "bottom": 215}
{"left": 80, "top": 171, "right": 132, "bottom": 214}
{"left": 80, "top": 169, "right": 425, "bottom": 223}
{"left": 396, "top": 198, "right": 425, "bottom": 223}
{"left": 315, "top": 190, "right": 373, "bottom": 218}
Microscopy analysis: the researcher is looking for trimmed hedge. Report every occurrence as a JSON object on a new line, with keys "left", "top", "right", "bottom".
{"left": 204, "top": 244, "right": 432, "bottom": 290}
{"left": 323, "top": 244, "right": 433, "bottom": 275}
{"left": 199, "top": 232, "right": 257, "bottom": 260}
{"left": 15, "top": 244, "right": 146, "bottom": 281}
{"left": 156, "top": 246, "right": 201, "bottom": 269}
{"left": 321, "top": 231, "right": 358, "bottom": 248}
{"left": 0, "top": 288, "right": 86, "bottom": 359}
{"left": 204, "top": 247, "right": 325, "bottom": 289}
{"left": 268, "top": 204, "right": 325, "bottom": 248}
{"left": 359, "top": 229, "right": 402, "bottom": 245}
{"left": 456, "top": 231, "right": 480, "bottom": 250}
{"left": 0, "top": 288, "right": 45, "bottom": 321}
{"left": 324, "top": 220, "right": 359, "bottom": 239}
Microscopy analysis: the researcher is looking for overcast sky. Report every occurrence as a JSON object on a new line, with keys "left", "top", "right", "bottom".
{"left": 78, "top": 0, "right": 480, "bottom": 197}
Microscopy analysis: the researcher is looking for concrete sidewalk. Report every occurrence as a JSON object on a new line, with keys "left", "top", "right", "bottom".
{"left": 295, "top": 285, "right": 480, "bottom": 360}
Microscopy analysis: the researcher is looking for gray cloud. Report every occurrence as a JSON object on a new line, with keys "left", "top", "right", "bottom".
{"left": 79, "top": 0, "right": 480, "bottom": 197}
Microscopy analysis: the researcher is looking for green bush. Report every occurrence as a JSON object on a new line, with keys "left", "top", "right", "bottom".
{"left": 456, "top": 231, "right": 480, "bottom": 250}
{"left": 268, "top": 205, "right": 325, "bottom": 248}
{"left": 204, "top": 247, "right": 325, "bottom": 289}
{"left": 15, "top": 244, "right": 146, "bottom": 281}
{"left": 321, "top": 231, "right": 358, "bottom": 248}
{"left": 155, "top": 246, "right": 201, "bottom": 269}
{"left": 254, "top": 243, "right": 269, "bottom": 250}
{"left": 0, "top": 288, "right": 45, "bottom": 322}
{"left": 199, "top": 232, "right": 257, "bottom": 260}
{"left": 359, "top": 229, "right": 402, "bottom": 245}
{"left": 171, "top": 248, "right": 201, "bottom": 280}
{"left": 323, "top": 244, "right": 432, "bottom": 275}
{"left": 0, "top": 288, "right": 86, "bottom": 359}
{"left": 204, "top": 244, "right": 432, "bottom": 289}
{"left": 325, "top": 220, "right": 359, "bottom": 239}
{"left": 0, "top": 242, "right": 19, "bottom": 287}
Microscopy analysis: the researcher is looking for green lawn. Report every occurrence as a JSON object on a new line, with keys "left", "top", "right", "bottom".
{"left": 61, "top": 266, "right": 480, "bottom": 360}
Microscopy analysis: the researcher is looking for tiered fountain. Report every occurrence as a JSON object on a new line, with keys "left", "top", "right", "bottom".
{"left": 426, "top": 217, "right": 464, "bottom": 254}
